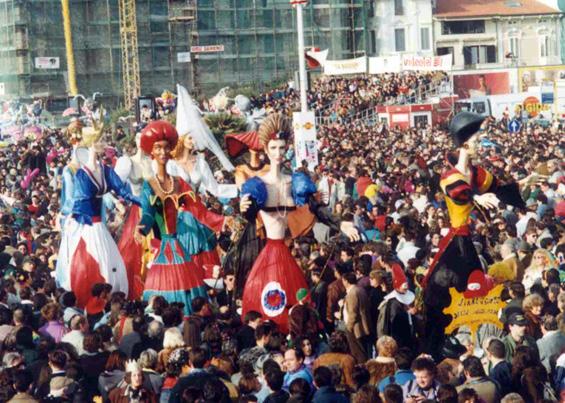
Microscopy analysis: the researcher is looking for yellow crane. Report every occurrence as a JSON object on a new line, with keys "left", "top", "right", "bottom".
{"left": 118, "top": 0, "right": 141, "bottom": 110}
{"left": 61, "top": 0, "right": 140, "bottom": 108}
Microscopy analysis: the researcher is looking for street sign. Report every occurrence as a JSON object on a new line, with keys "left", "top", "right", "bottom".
{"left": 177, "top": 52, "right": 191, "bottom": 63}
{"left": 508, "top": 119, "right": 521, "bottom": 133}
{"left": 190, "top": 45, "right": 224, "bottom": 53}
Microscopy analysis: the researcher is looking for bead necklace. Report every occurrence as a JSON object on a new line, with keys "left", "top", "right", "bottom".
{"left": 154, "top": 174, "right": 174, "bottom": 195}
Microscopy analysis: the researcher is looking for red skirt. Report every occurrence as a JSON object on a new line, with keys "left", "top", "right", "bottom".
{"left": 242, "top": 239, "right": 308, "bottom": 332}
{"left": 117, "top": 205, "right": 144, "bottom": 300}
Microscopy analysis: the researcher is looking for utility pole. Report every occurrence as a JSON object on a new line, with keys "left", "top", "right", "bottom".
{"left": 292, "top": 0, "right": 308, "bottom": 112}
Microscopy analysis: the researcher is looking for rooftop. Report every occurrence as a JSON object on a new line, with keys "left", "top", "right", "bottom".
{"left": 434, "top": 0, "right": 560, "bottom": 18}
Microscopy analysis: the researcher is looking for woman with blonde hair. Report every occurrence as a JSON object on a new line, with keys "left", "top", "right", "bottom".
{"left": 157, "top": 327, "right": 186, "bottom": 372}
{"left": 522, "top": 293, "right": 545, "bottom": 339}
{"left": 365, "top": 335, "right": 398, "bottom": 385}
{"left": 523, "top": 248, "right": 557, "bottom": 292}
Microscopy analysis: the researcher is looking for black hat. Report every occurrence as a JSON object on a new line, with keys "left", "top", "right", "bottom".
{"left": 448, "top": 112, "right": 486, "bottom": 147}
{"left": 508, "top": 313, "right": 527, "bottom": 326}
{"left": 441, "top": 336, "right": 467, "bottom": 359}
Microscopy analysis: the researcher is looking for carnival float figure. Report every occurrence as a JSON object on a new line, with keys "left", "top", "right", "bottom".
{"left": 423, "top": 112, "right": 527, "bottom": 358}
{"left": 239, "top": 114, "right": 358, "bottom": 330}
{"left": 225, "top": 131, "right": 270, "bottom": 187}
{"left": 56, "top": 115, "right": 140, "bottom": 307}
{"left": 137, "top": 120, "right": 230, "bottom": 315}
{"left": 115, "top": 133, "right": 154, "bottom": 300}
{"left": 164, "top": 85, "right": 237, "bottom": 275}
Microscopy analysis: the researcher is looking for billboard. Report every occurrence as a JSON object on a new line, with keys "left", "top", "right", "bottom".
{"left": 518, "top": 65, "right": 565, "bottom": 92}
{"left": 453, "top": 72, "right": 510, "bottom": 99}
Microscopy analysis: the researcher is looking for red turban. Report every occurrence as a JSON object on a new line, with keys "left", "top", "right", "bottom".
{"left": 140, "top": 120, "right": 178, "bottom": 155}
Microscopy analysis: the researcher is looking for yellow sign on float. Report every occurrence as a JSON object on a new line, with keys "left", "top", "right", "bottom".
{"left": 442, "top": 284, "right": 506, "bottom": 336}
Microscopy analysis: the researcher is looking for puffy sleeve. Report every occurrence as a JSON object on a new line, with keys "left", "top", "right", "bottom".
{"left": 139, "top": 181, "right": 156, "bottom": 236}
{"left": 113, "top": 156, "right": 132, "bottom": 183}
{"left": 71, "top": 170, "right": 94, "bottom": 225}
{"left": 197, "top": 155, "right": 238, "bottom": 199}
{"left": 291, "top": 172, "right": 317, "bottom": 206}
{"left": 178, "top": 179, "right": 224, "bottom": 232}
{"left": 241, "top": 176, "right": 267, "bottom": 220}
{"left": 472, "top": 166, "right": 525, "bottom": 209}
{"left": 105, "top": 166, "right": 141, "bottom": 206}
{"left": 440, "top": 168, "right": 473, "bottom": 205}
{"left": 60, "top": 166, "right": 75, "bottom": 217}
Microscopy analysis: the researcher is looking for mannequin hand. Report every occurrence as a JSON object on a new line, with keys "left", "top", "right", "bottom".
{"left": 240, "top": 194, "right": 252, "bottom": 214}
{"left": 473, "top": 193, "right": 500, "bottom": 210}
{"left": 340, "top": 221, "right": 360, "bottom": 242}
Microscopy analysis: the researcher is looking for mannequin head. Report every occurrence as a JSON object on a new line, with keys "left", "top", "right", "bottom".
{"left": 171, "top": 134, "right": 195, "bottom": 159}
{"left": 258, "top": 113, "right": 291, "bottom": 167}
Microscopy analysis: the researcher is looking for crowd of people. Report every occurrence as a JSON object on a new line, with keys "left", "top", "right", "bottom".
{"left": 0, "top": 70, "right": 563, "bottom": 403}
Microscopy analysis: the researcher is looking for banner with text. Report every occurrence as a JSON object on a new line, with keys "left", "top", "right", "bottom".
{"left": 323, "top": 56, "right": 367, "bottom": 76}
{"left": 368, "top": 55, "right": 401, "bottom": 74}
{"left": 401, "top": 54, "right": 453, "bottom": 72}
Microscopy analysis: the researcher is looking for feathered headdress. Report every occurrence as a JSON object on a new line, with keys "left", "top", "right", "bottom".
{"left": 81, "top": 106, "right": 106, "bottom": 147}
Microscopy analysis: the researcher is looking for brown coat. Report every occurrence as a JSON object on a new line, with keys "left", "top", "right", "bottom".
{"left": 344, "top": 285, "right": 371, "bottom": 339}
{"left": 326, "top": 279, "right": 345, "bottom": 324}
{"left": 313, "top": 352, "right": 356, "bottom": 387}
{"left": 7, "top": 393, "right": 38, "bottom": 403}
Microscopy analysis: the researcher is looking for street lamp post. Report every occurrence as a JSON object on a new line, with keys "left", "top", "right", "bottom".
{"left": 292, "top": 0, "right": 308, "bottom": 112}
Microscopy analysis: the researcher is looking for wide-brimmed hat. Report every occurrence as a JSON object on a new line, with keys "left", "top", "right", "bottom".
{"left": 448, "top": 112, "right": 485, "bottom": 147}
{"left": 225, "top": 131, "right": 262, "bottom": 158}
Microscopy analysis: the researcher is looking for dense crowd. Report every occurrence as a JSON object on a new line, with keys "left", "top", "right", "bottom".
{"left": 0, "top": 70, "right": 563, "bottom": 403}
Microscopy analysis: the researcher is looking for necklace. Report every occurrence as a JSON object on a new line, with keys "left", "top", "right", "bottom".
{"left": 154, "top": 175, "right": 174, "bottom": 195}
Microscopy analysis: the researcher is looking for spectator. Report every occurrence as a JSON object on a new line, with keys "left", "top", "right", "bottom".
{"left": 522, "top": 293, "right": 544, "bottom": 339}
{"left": 61, "top": 314, "right": 88, "bottom": 356}
{"left": 456, "top": 356, "right": 499, "bottom": 403}
{"left": 341, "top": 271, "right": 371, "bottom": 363}
{"left": 485, "top": 338, "right": 512, "bottom": 397}
{"left": 8, "top": 369, "right": 36, "bottom": 403}
{"left": 503, "top": 313, "right": 539, "bottom": 362}
{"left": 402, "top": 357, "right": 440, "bottom": 401}
{"left": 98, "top": 350, "right": 127, "bottom": 401}
{"left": 283, "top": 348, "right": 313, "bottom": 391}
{"left": 366, "top": 335, "right": 397, "bottom": 385}
{"left": 109, "top": 360, "right": 157, "bottom": 403}
{"left": 313, "top": 330, "right": 356, "bottom": 387}
{"left": 311, "top": 366, "right": 347, "bottom": 403}
{"left": 377, "top": 347, "right": 415, "bottom": 392}
{"left": 264, "top": 369, "right": 289, "bottom": 403}
{"left": 537, "top": 313, "right": 565, "bottom": 372}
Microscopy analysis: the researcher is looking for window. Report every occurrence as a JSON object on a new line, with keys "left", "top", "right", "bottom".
{"left": 394, "top": 0, "right": 404, "bottom": 16}
{"left": 463, "top": 45, "right": 496, "bottom": 65}
{"left": 420, "top": 27, "right": 430, "bottom": 50}
{"left": 370, "top": 30, "right": 377, "bottom": 54}
{"left": 540, "top": 35, "right": 550, "bottom": 57}
{"left": 395, "top": 28, "right": 405, "bottom": 52}
{"left": 509, "top": 36, "right": 520, "bottom": 58}
{"left": 437, "top": 46, "right": 453, "bottom": 56}
{"left": 442, "top": 20, "right": 485, "bottom": 35}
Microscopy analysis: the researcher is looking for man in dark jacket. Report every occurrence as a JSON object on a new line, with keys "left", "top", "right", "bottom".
{"left": 312, "top": 366, "right": 348, "bottom": 403}
{"left": 486, "top": 338, "right": 512, "bottom": 397}
{"left": 168, "top": 347, "right": 218, "bottom": 403}
{"left": 500, "top": 282, "right": 525, "bottom": 325}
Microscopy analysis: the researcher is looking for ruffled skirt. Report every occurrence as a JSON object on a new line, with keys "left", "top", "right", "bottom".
{"left": 143, "top": 234, "right": 207, "bottom": 316}
{"left": 117, "top": 204, "right": 145, "bottom": 300}
{"left": 176, "top": 210, "right": 220, "bottom": 277}
{"left": 242, "top": 239, "right": 308, "bottom": 332}
{"left": 56, "top": 218, "right": 129, "bottom": 307}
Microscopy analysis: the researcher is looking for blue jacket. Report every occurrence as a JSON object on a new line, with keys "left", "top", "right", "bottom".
{"left": 283, "top": 365, "right": 313, "bottom": 391}
{"left": 378, "top": 369, "right": 416, "bottom": 392}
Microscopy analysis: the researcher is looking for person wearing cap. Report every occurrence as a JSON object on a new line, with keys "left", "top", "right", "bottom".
{"left": 377, "top": 264, "right": 415, "bottom": 349}
{"left": 423, "top": 112, "right": 527, "bottom": 359}
{"left": 288, "top": 288, "right": 321, "bottom": 343}
{"left": 502, "top": 313, "right": 539, "bottom": 362}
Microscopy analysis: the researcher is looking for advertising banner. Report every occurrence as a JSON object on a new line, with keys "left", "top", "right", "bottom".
{"left": 293, "top": 111, "right": 318, "bottom": 170}
{"left": 453, "top": 72, "right": 510, "bottom": 99}
{"left": 518, "top": 65, "right": 565, "bottom": 92}
{"left": 323, "top": 56, "right": 367, "bottom": 76}
{"left": 35, "top": 57, "right": 60, "bottom": 69}
{"left": 368, "top": 55, "right": 401, "bottom": 74}
{"left": 401, "top": 54, "right": 453, "bottom": 72}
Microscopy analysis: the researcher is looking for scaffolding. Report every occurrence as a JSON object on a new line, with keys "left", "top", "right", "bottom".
{"left": 0, "top": 0, "right": 367, "bottom": 103}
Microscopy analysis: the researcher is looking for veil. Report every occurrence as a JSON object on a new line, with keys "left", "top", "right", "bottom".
{"left": 176, "top": 84, "right": 234, "bottom": 171}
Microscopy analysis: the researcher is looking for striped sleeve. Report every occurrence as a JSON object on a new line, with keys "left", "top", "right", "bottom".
{"left": 440, "top": 169, "right": 472, "bottom": 204}
{"left": 473, "top": 166, "right": 498, "bottom": 195}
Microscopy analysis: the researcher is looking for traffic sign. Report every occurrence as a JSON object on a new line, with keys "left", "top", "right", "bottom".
{"left": 508, "top": 119, "right": 521, "bottom": 133}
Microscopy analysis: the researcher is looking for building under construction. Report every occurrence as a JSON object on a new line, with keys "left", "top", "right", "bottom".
{"left": 0, "top": 0, "right": 367, "bottom": 107}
